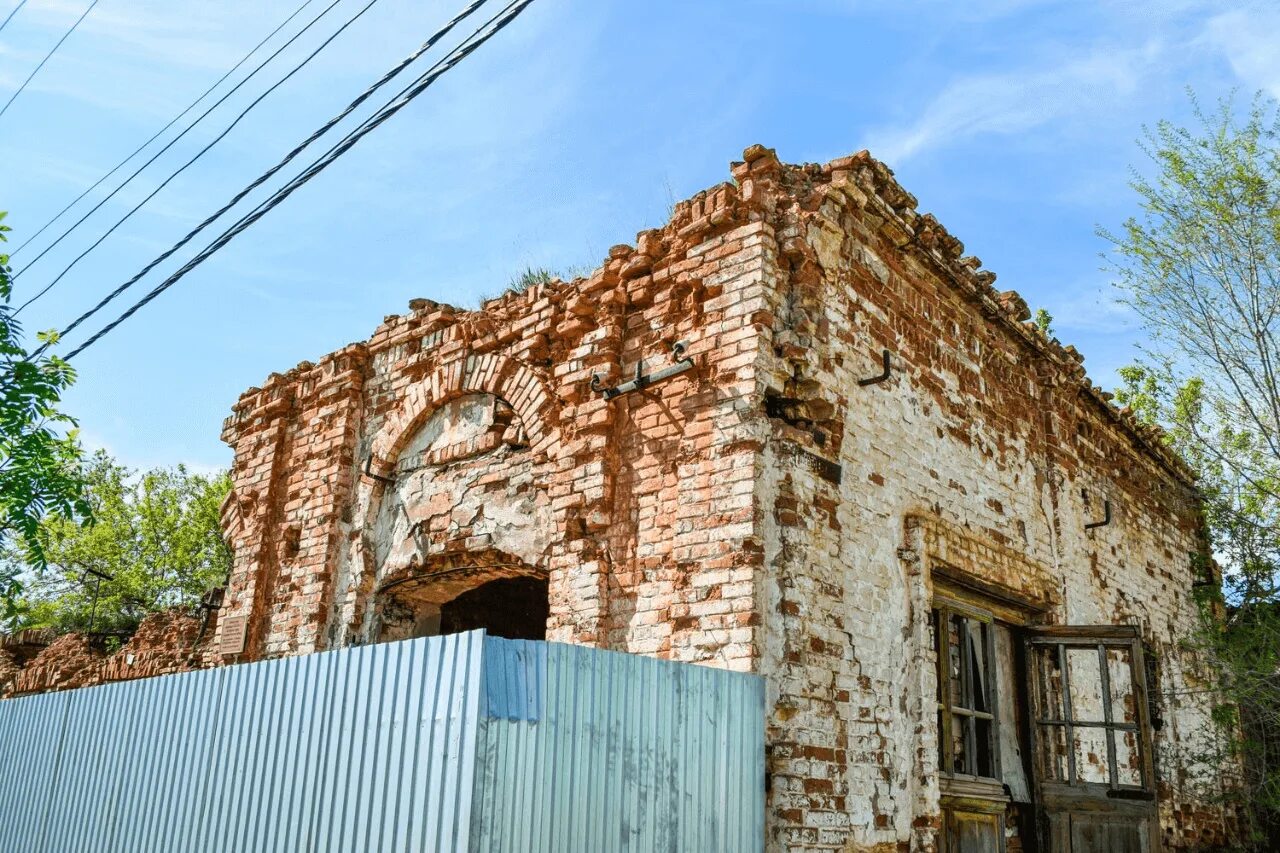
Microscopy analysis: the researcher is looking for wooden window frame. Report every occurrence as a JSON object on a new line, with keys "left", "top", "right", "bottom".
{"left": 934, "top": 597, "right": 1002, "bottom": 787}
{"left": 1027, "top": 629, "right": 1156, "bottom": 797}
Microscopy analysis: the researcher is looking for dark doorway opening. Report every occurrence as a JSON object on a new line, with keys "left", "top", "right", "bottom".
{"left": 440, "top": 575, "right": 548, "bottom": 640}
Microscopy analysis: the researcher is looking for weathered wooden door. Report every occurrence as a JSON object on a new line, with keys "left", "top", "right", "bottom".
{"left": 1026, "top": 626, "right": 1157, "bottom": 853}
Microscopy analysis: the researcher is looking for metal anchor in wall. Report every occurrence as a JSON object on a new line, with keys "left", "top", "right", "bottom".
{"left": 591, "top": 340, "right": 695, "bottom": 400}
{"left": 81, "top": 567, "right": 114, "bottom": 633}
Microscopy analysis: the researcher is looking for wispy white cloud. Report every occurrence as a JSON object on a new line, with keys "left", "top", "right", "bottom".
{"left": 1203, "top": 6, "right": 1280, "bottom": 99}
{"left": 861, "top": 1, "right": 1280, "bottom": 165}
{"left": 864, "top": 42, "right": 1164, "bottom": 163}
{"left": 1047, "top": 283, "right": 1137, "bottom": 336}
{"left": 11, "top": 0, "right": 255, "bottom": 70}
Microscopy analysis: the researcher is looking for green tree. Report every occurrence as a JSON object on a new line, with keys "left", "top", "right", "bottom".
{"left": 1105, "top": 93, "right": 1280, "bottom": 846}
{"left": 4, "top": 451, "right": 231, "bottom": 635}
{"left": 0, "top": 211, "right": 90, "bottom": 621}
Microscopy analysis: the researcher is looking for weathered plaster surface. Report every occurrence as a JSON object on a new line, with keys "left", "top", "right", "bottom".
{"left": 3, "top": 145, "right": 1239, "bottom": 850}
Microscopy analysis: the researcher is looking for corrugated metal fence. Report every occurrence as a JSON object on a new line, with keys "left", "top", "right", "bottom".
{"left": 0, "top": 632, "right": 763, "bottom": 852}
{"left": 0, "top": 632, "right": 484, "bottom": 853}
{"left": 473, "top": 639, "right": 764, "bottom": 852}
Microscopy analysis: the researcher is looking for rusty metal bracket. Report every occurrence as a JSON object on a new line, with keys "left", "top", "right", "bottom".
{"left": 363, "top": 455, "right": 396, "bottom": 486}
{"left": 592, "top": 340, "right": 695, "bottom": 400}
{"left": 81, "top": 567, "right": 114, "bottom": 633}
{"left": 1085, "top": 499, "right": 1112, "bottom": 530}
{"left": 191, "top": 587, "right": 226, "bottom": 652}
{"left": 858, "top": 349, "right": 892, "bottom": 387}
{"left": 199, "top": 587, "right": 225, "bottom": 611}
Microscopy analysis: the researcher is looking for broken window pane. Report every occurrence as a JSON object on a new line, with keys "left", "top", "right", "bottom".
{"left": 974, "top": 717, "right": 995, "bottom": 778}
{"left": 1031, "top": 645, "right": 1064, "bottom": 721}
{"left": 1072, "top": 726, "right": 1110, "bottom": 784}
{"left": 952, "top": 713, "right": 970, "bottom": 774}
{"left": 948, "top": 614, "right": 964, "bottom": 708}
{"left": 1067, "top": 647, "right": 1106, "bottom": 724}
{"left": 1107, "top": 647, "right": 1138, "bottom": 725}
{"left": 932, "top": 609, "right": 942, "bottom": 704}
{"left": 1029, "top": 636, "right": 1154, "bottom": 794}
{"left": 938, "top": 708, "right": 946, "bottom": 771}
{"left": 994, "top": 625, "right": 1032, "bottom": 802}
{"left": 965, "top": 618, "right": 989, "bottom": 714}
{"left": 934, "top": 602, "right": 1001, "bottom": 782}
{"left": 1114, "top": 728, "right": 1144, "bottom": 787}
{"left": 1036, "top": 723, "right": 1070, "bottom": 783}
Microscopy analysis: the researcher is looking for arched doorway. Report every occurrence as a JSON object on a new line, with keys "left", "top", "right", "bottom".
{"left": 353, "top": 385, "right": 557, "bottom": 647}
{"left": 373, "top": 558, "right": 549, "bottom": 644}
{"left": 439, "top": 576, "right": 548, "bottom": 640}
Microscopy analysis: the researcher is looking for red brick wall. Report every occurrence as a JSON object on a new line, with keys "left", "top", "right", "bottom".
{"left": 210, "top": 171, "right": 773, "bottom": 671}
{"left": 2, "top": 144, "right": 1240, "bottom": 851}
{"left": 741, "top": 148, "right": 1236, "bottom": 849}
{"left": 0, "top": 650, "right": 19, "bottom": 699}
{"left": 4, "top": 610, "right": 209, "bottom": 698}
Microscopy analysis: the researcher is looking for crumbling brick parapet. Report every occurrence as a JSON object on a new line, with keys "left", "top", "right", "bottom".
{"left": 2, "top": 610, "right": 213, "bottom": 699}
{"left": 8, "top": 143, "right": 1232, "bottom": 850}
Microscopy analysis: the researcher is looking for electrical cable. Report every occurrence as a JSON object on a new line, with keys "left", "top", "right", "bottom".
{"left": 13, "top": 0, "right": 321, "bottom": 257}
{"left": 0, "top": 0, "right": 30, "bottom": 37}
{"left": 11, "top": 0, "right": 365, "bottom": 311}
{"left": 0, "top": 0, "right": 100, "bottom": 121}
{"left": 61, "top": 0, "right": 536, "bottom": 361}
{"left": 39, "top": 0, "right": 495, "bottom": 344}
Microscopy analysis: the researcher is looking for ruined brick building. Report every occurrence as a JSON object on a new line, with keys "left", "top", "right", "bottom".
{"left": 2, "top": 146, "right": 1239, "bottom": 851}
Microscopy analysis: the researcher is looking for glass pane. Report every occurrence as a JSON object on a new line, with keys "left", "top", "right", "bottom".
{"left": 995, "top": 626, "right": 1032, "bottom": 802}
{"left": 1031, "top": 645, "right": 1064, "bottom": 720}
{"left": 1035, "top": 723, "right": 1070, "bottom": 782}
{"left": 948, "top": 615, "right": 964, "bottom": 708}
{"left": 1067, "top": 647, "right": 1106, "bottom": 724}
{"left": 952, "top": 714, "right": 970, "bottom": 774}
{"left": 1107, "top": 646, "right": 1138, "bottom": 724}
{"left": 1115, "top": 728, "right": 1144, "bottom": 787}
{"left": 1072, "top": 726, "right": 1110, "bottom": 784}
{"left": 965, "top": 618, "right": 990, "bottom": 713}
{"left": 974, "top": 716, "right": 995, "bottom": 778}
{"left": 938, "top": 709, "right": 946, "bottom": 770}
{"left": 932, "top": 609, "right": 942, "bottom": 704}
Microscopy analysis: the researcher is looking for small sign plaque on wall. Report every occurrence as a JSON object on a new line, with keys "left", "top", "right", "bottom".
{"left": 220, "top": 615, "right": 247, "bottom": 656}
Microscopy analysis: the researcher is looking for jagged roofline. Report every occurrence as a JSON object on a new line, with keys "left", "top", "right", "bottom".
{"left": 228, "top": 144, "right": 1191, "bottom": 486}
{"left": 789, "top": 146, "right": 1191, "bottom": 486}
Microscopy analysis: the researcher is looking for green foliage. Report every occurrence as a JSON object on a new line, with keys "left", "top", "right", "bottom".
{"left": 1198, "top": 604, "right": 1280, "bottom": 843}
{"left": 0, "top": 211, "right": 90, "bottom": 621}
{"left": 1104, "top": 92, "right": 1280, "bottom": 845}
{"left": 1032, "top": 307, "right": 1054, "bottom": 336}
{"left": 2, "top": 451, "right": 231, "bottom": 635}
{"left": 1113, "top": 364, "right": 1161, "bottom": 425}
{"left": 560, "top": 263, "right": 596, "bottom": 281}
{"left": 1121, "top": 359, "right": 1280, "bottom": 842}
{"left": 506, "top": 265, "right": 555, "bottom": 295}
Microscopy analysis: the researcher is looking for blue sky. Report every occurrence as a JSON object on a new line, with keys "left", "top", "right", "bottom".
{"left": 1, "top": 0, "right": 1278, "bottom": 472}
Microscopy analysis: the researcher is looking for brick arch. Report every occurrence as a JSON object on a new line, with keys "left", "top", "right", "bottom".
{"left": 367, "top": 352, "right": 557, "bottom": 476}
{"left": 375, "top": 548, "right": 547, "bottom": 606}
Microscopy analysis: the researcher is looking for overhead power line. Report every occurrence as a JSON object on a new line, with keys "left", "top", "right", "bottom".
{"left": 13, "top": 0, "right": 367, "bottom": 313}
{"left": 14, "top": 0, "right": 322, "bottom": 257}
{"left": 61, "top": 0, "right": 537, "bottom": 361}
{"left": 43, "top": 0, "right": 496, "bottom": 344}
{"left": 0, "top": 0, "right": 100, "bottom": 122}
{"left": 0, "top": 0, "right": 30, "bottom": 37}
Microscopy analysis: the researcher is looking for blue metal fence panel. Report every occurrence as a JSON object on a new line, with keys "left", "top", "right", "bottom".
{"left": 0, "top": 632, "right": 764, "bottom": 853}
{"left": 0, "top": 631, "right": 485, "bottom": 853}
{"left": 0, "top": 683, "right": 68, "bottom": 846}
{"left": 471, "top": 637, "right": 766, "bottom": 853}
